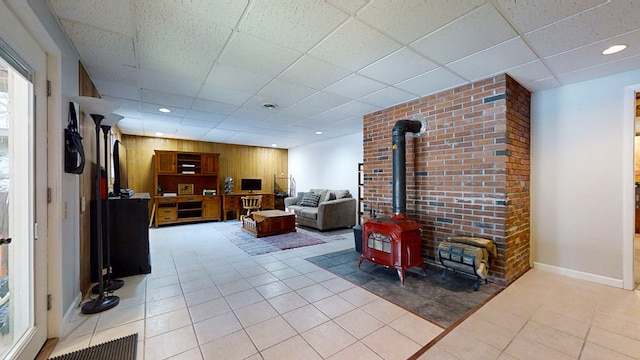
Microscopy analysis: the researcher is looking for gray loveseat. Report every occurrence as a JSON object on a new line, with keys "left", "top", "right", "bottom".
{"left": 284, "top": 189, "right": 356, "bottom": 231}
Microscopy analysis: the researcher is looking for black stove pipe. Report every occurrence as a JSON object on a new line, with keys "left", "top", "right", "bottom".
{"left": 392, "top": 120, "right": 423, "bottom": 216}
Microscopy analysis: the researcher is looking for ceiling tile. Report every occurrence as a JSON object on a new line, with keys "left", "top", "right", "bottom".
{"left": 49, "top": 0, "right": 135, "bottom": 36}
{"left": 358, "top": 48, "right": 437, "bottom": 85}
{"left": 247, "top": 79, "right": 316, "bottom": 109}
{"left": 93, "top": 79, "right": 140, "bottom": 101}
{"left": 505, "top": 61, "right": 554, "bottom": 84}
{"left": 264, "top": 113, "right": 302, "bottom": 126}
{"left": 544, "top": 29, "right": 640, "bottom": 75}
{"left": 279, "top": 55, "right": 350, "bottom": 90}
{"left": 494, "top": 0, "right": 606, "bottom": 33}
{"left": 310, "top": 110, "right": 351, "bottom": 124}
{"left": 200, "top": 128, "right": 240, "bottom": 143}
{"left": 325, "top": 0, "right": 368, "bottom": 14}
{"left": 181, "top": 117, "right": 223, "bottom": 128}
{"left": 335, "top": 116, "right": 363, "bottom": 132}
{"left": 445, "top": 37, "right": 537, "bottom": 81}
{"left": 217, "top": 117, "right": 265, "bottom": 132}
{"left": 524, "top": 1, "right": 640, "bottom": 57}
{"left": 198, "top": 84, "right": 253, "bottom": 106}
{"left": 356, "top": 0, "right": 484, "bottom": 44}
{"left": 137, "top": 69, "right": 202, "bottom": 98}
{"left": 85, "top": 63, "right": 138, "bottom": 87}
{"left": 239, "top": 0, "right": 347, "bottom": 52}
{"left": 135, "top": 0, "right": 230, "bottom": 79}
{"left": 218, "top": 32, "right": 302, "bottom": 76}
{"left": 142, "top": 113, "right": 183, "bottom": 125}
{"left": 142, "top": 122, "right": 179, "bottom": 135}
{"left": 101, "top": 97, "right": 141, "bottom": 119}
{"left": 324, "top": 74, "right": 387, "bottom": 99}
{"left": 358, "top": 87, "right": 418, "bottom": 108}
{"left": 175, "top": 125, "right": 213, "bottom": 138}
{"left": 166, "top": 0, "right": 248, "bottom": 28}
{"left": 141, "top": 102, "right": 188, "bottom": 118}
{"left": 206, "top": 63, "right": 273, "bottom": 94}
{"left": 184, "top": 110, "right": 226, "bottom": 123}
{"left": 191, "top": 99, "right": 238, "bottom": 115}
{"left": 141, "top": 89, "right": 194, "bottom": 109}
{"left": 522, "top": 77, "right": 561, "bottom": 92}
{"left": 309, "top": 19, "right": 402, "bottom": 72}
{"left": 225, "top": 132, "right": 275, "bottom": 147}
{"left": 331, "top": 101, "right": 380, "bottom": 118}
{"left": 411, "top": 3, "right": 517, "bottom": 65}
{"left": 395, "top": 68, "right": 467, "bottom": 97}
{"left": 557, "top": 54, "right": 640, "bottom": 86}
{"left": 228, "top": 107, "right": 274, "bottom": 122}
{"left": 291, "top": 91, "right": 352, "bottom": 115}
{"left": 59, "top": 19, "right": 135, "bottom": 68}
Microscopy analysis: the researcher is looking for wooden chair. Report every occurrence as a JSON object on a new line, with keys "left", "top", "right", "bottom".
{"left": 240, "top": 195, "right": 262, "bottom": 220}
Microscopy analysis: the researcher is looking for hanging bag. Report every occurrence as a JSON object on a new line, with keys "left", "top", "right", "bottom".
{"left": 64, "top": 101, "right": 85, "bottom": 174}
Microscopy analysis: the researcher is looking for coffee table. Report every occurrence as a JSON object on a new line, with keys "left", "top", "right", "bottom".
{"left": 242, "top": 210, "right": 296, "bottom": 238}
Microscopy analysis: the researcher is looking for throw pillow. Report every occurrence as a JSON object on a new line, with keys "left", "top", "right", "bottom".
{"left": 334, "top": 190, "right": 351, "bottom": 199}
{"left": 311, "top": 189, "right": 330, "bottom": 203}
{"left": 300, "top": 193, "right": 321, "bottom": 207}
{"left": 296, "top": 192, "right": 307, "bottom": 206}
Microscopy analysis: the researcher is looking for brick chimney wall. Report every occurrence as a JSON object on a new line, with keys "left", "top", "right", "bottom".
{"left": 362, "top": 74, "right": 531, "bottom": 286}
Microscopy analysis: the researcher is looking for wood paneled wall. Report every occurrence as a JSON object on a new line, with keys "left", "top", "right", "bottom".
{"left": 121, "top": 134, "right": 288, "bottom": 207}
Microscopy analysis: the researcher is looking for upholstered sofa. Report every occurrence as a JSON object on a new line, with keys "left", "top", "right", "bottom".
{"left": 284, "top": 189, "right": 356, "bottom": 231}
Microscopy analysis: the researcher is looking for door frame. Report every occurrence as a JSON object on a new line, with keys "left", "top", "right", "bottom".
{"left": 2, "top": 0, "right": 64, "bottom": 358}
{"left": 623, "top": 84, "right": 640, "bottom": 290}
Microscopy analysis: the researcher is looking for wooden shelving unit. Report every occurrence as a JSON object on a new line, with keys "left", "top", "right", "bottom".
{"left": 153, "top": 150, "right": 221, "bottom": 227}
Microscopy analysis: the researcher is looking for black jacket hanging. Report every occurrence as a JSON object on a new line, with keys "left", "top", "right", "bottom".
{"left": 64, "top": 101, "right": 85, "bottom": 174}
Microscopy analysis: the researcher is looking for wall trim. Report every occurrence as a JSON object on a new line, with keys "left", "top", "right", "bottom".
{"left": 533, "top": 262, "right": 624, "bottom": 289}
{"left": 623, "top": 83, "right": 640, "bottom": 290}
{"left": 62, "top": 291, "right": 83, "bottom": 326}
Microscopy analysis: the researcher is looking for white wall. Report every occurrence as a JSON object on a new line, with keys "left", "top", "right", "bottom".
{"left": 288, "top": 131, "right": 363, "bottom": 203}
{"left": 531, "top": 69, "right": 640, "bottom": 287}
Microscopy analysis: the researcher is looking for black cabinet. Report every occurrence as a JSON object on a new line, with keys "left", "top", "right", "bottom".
{"left": 91, "top": 193, "right": 151, "bottom": 281}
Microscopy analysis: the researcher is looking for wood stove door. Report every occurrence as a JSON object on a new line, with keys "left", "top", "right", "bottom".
{"left": 363, "top": 231, "right": 394, "bottom": 267}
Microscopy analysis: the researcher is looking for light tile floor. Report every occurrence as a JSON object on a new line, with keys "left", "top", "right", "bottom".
{"left": 418, "top": 267, "right": 640, "bottom": 359}
{"left": 50, "top": 223, "right": 640, "bottom": 359}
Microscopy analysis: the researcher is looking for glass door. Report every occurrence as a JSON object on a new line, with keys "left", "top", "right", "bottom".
{"left": 0, "top": 50, "right": 35, "bottom": 360}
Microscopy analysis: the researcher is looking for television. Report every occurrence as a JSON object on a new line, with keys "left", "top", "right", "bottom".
{"left": 113, "top": 140, "right": 129, "bottom": 194}
{"left": 241, "top": 178, "right": 262, "bottom": 193}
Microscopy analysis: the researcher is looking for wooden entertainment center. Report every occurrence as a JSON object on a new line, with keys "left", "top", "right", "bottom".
{"left": 153, "top": 150, "right": 222, "bottom": 227}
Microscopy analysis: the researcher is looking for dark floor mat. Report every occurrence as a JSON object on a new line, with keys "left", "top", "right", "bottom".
{"left": 306, "top": 249, "right": 503, "bottom": 328}
{"left": 49, "top": 334, "right": 137, "bottom": 360}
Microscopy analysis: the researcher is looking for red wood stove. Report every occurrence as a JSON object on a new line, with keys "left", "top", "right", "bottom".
{"left": 358, "top": 119, "right": 427, "bottom": 285}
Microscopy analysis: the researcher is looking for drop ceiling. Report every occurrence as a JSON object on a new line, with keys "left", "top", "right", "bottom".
{"left": 46, "top": 0, "right": 640, "bottom": 149}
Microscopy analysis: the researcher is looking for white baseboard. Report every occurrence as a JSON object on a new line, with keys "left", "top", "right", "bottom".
{"left": 533, "top": 262, "right": 624, "bottom": 288}
{"left": 62, "top": 291, "right": 83, "bottom": 326}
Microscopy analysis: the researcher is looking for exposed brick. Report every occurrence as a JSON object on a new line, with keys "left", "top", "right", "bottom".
{"left": 363, "top": 74, "right": 530, "bottom": 286}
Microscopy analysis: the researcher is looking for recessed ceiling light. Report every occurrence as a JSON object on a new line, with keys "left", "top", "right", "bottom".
{"left": 155, "top": 132, "right": 164, "bottom": 136}
{"left": 262, "top": 103, "right": 279, "bottom": 109}
{"left": 159, "top": 107, "right": 171, "bottom": 113}
{"left": 271, "top": 144, "right": 277, "bottom": 147}
{"left": 602, "top": 44, "right": 627, "bottom": 55}
{"left": 315, "top": 131, "right": 323, "bottom": 135}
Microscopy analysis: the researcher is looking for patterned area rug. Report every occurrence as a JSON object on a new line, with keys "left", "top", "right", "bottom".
{"left": 225, "top": 228, "right": 326, "bottom": 256}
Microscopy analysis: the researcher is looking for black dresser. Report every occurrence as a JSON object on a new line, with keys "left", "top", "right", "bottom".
{"left": 91, "top": 193, "right": 152, "bottom": 281}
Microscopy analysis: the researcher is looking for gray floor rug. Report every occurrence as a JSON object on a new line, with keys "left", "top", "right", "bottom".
{"left": 49, "top": 333, "right": 137, "bottom": 360}
{"left": 225, "top": 229, "right": 327, "bottom": 256}
{"left": 306, "top": 249, "right": 503, "bottom": 328}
